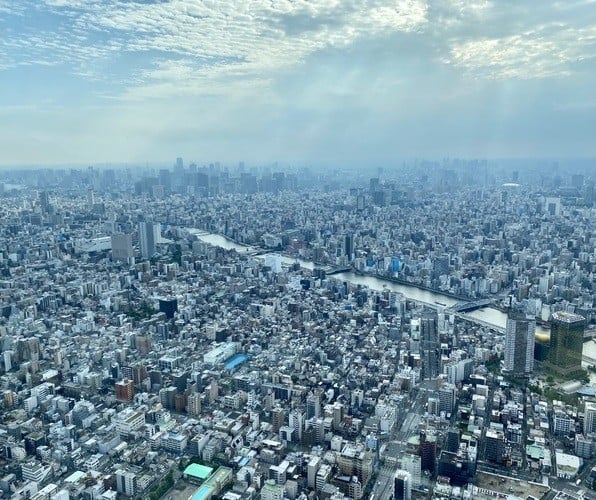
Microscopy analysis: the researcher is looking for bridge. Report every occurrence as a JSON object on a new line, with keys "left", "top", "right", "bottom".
{"left": 448, "top": 299, "right": 494, "bottom": 313}
{"left": 325, "top": 267, "right": 352, "bottom": 275}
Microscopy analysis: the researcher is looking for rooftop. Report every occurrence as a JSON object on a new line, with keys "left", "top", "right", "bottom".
{"left": 184, "top": 463, "right": 214, "bottom": 480}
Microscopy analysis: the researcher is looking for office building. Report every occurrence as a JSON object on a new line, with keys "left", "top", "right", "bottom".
{"left": 344, "top": 233, "right": 354, "bottom": 260}
{"left": 400, "top": 454, "right": 421, "bottom": 489}
{"left": 548, "top": 312, "right": 586, "bottom": 374}
{"left": 437, "top": 450, "right": 475, "bottom": 487}
{"left": 504, "top": 312, "right": 535, "bottom": 376}
{"left": 445, "top": 428, "right": 460, "bottom": 453}
{"left": 438, "top": 383, "right": 457, "bottom": 414}
{"left": 111, "top": 233, "right": 134, "bottom": 262}
{"left": 485, "top": 429, "right": 506, "bottom": 464}
{"left": 393, "top": 469, "right": 412, "bottom": 500}
{"left": 138, "top": 221, "right": 159, "bottom": 259}
{"left": 419, "top": 430, "right": 437, "bottom": 475}
{"left": 159, "top": 298, "right": 178, "bottom": 319}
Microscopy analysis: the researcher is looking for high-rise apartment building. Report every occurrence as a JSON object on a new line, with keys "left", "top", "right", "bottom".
{"left": 420, "top": 313, "right": 439, "bottom": 379}
{"left": 138, "top": 221, "right": 159, "bottom": 259}
{"left": 115, "top": 379, "right": 134, "bottom": 403}
{"left": 111, "top": 233, "right": 134, "bottom": 262}
{"left": 504, "top": 312, "right": 535, "bottom": 376}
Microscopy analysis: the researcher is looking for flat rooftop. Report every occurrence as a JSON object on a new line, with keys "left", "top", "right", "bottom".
{"left": 476, "top": 471, "right": 550, "bottom": 500}
{"left": 184, "top": 463, "right": 213, "bottom": 480}
{"left": 552, "top": 311, "right": 585, "bottom": 324}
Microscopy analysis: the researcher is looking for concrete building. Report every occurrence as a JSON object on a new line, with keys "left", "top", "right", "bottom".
{"left": 503, "top": 312, "right": 535, "bottom": 376}
{"left": 111, "top": 233, "right": 134, "bottom": 262}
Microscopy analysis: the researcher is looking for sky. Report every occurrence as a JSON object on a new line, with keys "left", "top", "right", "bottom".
{"left": 1, "top": 0, "right": 595, "bottom": 167}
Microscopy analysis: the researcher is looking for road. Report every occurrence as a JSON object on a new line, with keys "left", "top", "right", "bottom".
{"left": 371, "top": 388, "right": 428, "bottom": 500}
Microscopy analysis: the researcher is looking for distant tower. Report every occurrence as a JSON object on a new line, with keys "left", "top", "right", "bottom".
{"left": 138, "top": 221, "right": 158, "bottom": 259}
{"left": 393, "top": 470, "right": 412, "bottom": 500}
{"left": 344, "top": 233, "right": 354, "bottom": 260}
{"left": 111, "top": 233, "right": 134, "bottom": 262}
{"left": 38, "top": 191, "right": 51, "bottom": 214}
{"left": 504, "top": 312, "right": 536, "bottom": 377}
{"left": 87, "top": 188, "right": 94, "bottom": 208}
{"left": 548, "top": 312, "right": 586, "bottom": 375}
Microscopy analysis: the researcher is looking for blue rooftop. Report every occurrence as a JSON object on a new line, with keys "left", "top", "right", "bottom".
{"left": 225, "top": 353, "right": 248, "bottom": 371}
{"left": 192, "top": 484, "right": 213, "bottom": 500}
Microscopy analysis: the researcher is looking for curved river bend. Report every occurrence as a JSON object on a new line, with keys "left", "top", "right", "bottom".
{"left": 189, "top": 231, "right": 550, "bottom": 336}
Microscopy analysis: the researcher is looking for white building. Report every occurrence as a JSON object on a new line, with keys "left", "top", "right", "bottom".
{"left": 113, "top": 409, "right": 145, "bottom": 438}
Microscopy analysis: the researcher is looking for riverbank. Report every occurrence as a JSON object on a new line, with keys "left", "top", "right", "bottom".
{"left": 353, "top": 269, "right": 471, "bottom": 302}
{"left": 190, "top": 229, "right": 551, "bottom": 336}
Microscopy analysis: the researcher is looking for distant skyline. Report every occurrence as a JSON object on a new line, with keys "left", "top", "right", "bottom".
{"left": 1, "top": 0, "right": 596, "bottom": 166}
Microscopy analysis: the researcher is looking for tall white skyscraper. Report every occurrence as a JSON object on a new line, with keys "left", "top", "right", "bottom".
{"left": 504, "top": 312, "right": 535, "bottom": 376}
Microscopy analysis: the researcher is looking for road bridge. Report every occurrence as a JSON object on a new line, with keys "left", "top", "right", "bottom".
{"left": 449, "top": 299, "right": 494, "bottom": 313}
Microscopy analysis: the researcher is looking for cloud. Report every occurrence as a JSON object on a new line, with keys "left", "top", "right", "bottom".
{"left": 2, "top": 0, "right": 595, "bottom": 98}
{"left": 2, "top": 0, "right": 427, "bottom": 98}
{"left": 446, "top": 24, "right": 596, "bottom": 79}
{"left": 1, "top": 0, "right": 596, "bottom": 164}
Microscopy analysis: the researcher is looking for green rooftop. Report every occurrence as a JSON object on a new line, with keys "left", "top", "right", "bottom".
{"left": 184, "top": 463, "right": 213, "bottom": 480}
{"left": 526, "top": 444, "right": 545, "bottom": 460}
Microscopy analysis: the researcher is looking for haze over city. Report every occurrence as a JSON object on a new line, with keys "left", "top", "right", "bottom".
{"left": 1, "top": 0, "right": 596, "bottom": 166}
{"left": 0, "top": 2, "right": 595, "bottom": 500}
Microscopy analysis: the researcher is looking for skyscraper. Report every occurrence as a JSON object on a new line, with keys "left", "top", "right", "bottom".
{"left": 344, "top": 233, "right": 354, "bottom": 260}
{"left": 420, "top": 312, "right": 439, "bottom": 379}
{"left": 138, "top": 221, "right": 159, "bottom": 259}
{"left": 503, "top": 312, "right": 536, "bottom": 376}
{"left": 111, "top": 233, "right": 134, "bottom": 262}
{"left": 419, "top": 430, "right": 437, "bottom": 475}
{"left": 548, "top": 311, "right": 586, "bottom": 375}
{"left": 393, "top": 469, "right": 412, "bottom": 500}
{"left": 38, "top": 191, "right": 51, "bottom": 214}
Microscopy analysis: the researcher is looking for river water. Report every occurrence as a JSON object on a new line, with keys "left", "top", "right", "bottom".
{"left": 189, "top": 230, "right": 551, "bottom": 336}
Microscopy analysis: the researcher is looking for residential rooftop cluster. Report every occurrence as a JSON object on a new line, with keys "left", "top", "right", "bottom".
{"left": 0, "top": 160, "right": 593, "bottom": 500}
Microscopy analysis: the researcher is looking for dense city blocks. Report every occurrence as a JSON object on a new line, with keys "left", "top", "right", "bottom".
{"left": 0, "top": 162, "right": 593, "bottom": 500}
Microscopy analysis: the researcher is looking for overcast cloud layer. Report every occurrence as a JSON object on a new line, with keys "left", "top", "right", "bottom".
{"left": 1, "top": 0, "right": 595, "bottom": 166}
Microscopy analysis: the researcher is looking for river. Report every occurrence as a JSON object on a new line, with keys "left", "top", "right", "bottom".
{"left": 188, "top": 230, "right": 550, "bottom": 336}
